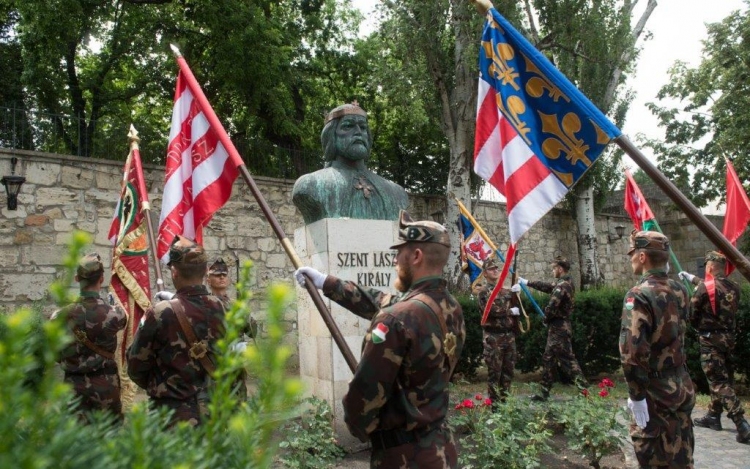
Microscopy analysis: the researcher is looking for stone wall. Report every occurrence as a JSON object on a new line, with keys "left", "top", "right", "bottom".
{"left": 0, "top": 149, "right": 736, "bottom": 369}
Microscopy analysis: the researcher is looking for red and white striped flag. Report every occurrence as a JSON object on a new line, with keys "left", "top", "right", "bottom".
{"left": 157, "top": 71, "right": 239, "bottom": 262}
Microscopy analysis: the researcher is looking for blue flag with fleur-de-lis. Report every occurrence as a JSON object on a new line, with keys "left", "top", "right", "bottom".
{"left": 474, "top": 7, "right": 622, "bottom": 244}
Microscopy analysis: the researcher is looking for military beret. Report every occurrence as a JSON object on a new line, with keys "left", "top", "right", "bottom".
{"left": 551, "top": 256, "right": 570, "bottom": 270}
{"left": 627, "top": 230, "right": 670, "bottom": 255}
{"left": 390, "top": 210, "right": 451, "bottom": 249}
{"left": 705, "top": 250, "right": 726, "bottom": 264}
{"left": 168, "top": 235, "right": 207, "bottom": 266}
{"left": 325, "top": 102, "right": 367, "bottom": 125}
{"left": 77, "top": 252, "right": 104, "bottom": 280}
{"left": 482, "top": 258, "right": 499, "bottom": 271}
{"left": 208, "top": 257, "right": 229, "bottom": 275}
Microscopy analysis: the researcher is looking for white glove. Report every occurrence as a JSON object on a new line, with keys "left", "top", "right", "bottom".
{"left": 627, "top": 397, "right": 649, "bottom": 429}
{"left": 678, "top": 271, "right": 695, "bottom": 283}
{"left": 154, "top": 291, "right": 174, "bottom": 302}
{"left": 510, "top": 307, "right": 520, "bottom": 316}
{"left": 518, "top": 277, "right": 528, "bottom": 286}
{"left": 294, "top": 267, "right": 327, "bottom": 289}
{"left": 511, "top": 284, "right": 521, "bottom": 293}
{"left": 230, "top": 341, "right": 249, "bottom": 354}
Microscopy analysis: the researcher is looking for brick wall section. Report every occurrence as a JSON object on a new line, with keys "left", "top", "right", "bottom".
{"left": 0, "top": 149, "right": 737, "bottom": 369}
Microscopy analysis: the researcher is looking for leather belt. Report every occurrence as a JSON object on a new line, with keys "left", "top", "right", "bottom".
{"left": 64, "top": 363, "right": 117, "bottom": 377}
{"left": 370, "top": 424, "right": 439, "bottom": 450}
{"left": 483, "top": 326, "right": 514, "bottom": 334}
{"left": 648, "top": 363, "right": 688, "bottom": 379}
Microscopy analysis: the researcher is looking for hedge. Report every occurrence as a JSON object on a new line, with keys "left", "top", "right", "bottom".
{"left": 455, "top": 284, "right": 750, "bottom": 395}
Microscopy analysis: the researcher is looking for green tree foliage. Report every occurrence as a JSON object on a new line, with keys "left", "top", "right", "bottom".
{"left": 0, "top": 231, "right": 343, "bottom": 469}
{"left": 646, "top": 5, "right": 750, "bottom": 209}
{"left": 1, "top": 0, "right": 364, "bottom": 178}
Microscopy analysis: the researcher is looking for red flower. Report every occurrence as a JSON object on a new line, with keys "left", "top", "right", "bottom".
{"left": 455, "top": 403, "right": 463, "bottom": 410}
{"left": 462, "top": 399, "right": 475, "bottom": 409}
{"left": 484, "top": 398, "right": 492, "bottom": 406}
{"left": 602, "top": 378, "right": 615, "bottom": 388}
{"left": 475, "top": 393, "right": 483, "bottom": 401}
{"left": 599, "top": 389, "right": 609, "bottom": 398}
{"left": 581, "top": 388, "right": 589, "bottom": 397}
{"left": 598, "top": 381, "right": 606, "bottom": 388}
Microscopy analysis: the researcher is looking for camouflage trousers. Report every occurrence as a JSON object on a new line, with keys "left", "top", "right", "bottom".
{"left": 699, "top": 334, "right": 744, "bottom": 419}
{"left": 541, "top": 324, "right": 585, "bottom": 391}
{"left": 483, "top": 330, "right": 516, "bottom": 402}
{"left": 64, "top": 368, "right": 122, "bottom": 423}
{"left": 371, "top": 426, "right": 457, "bottom": 469}
{"left": 631, "top": 408, "right": 694, "bottom": 468}
{"left": 150, "top": 395, "right": 201, "bottom": 428}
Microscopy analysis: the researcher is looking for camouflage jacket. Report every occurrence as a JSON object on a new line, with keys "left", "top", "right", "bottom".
{"left": 127, "top": 284, "right": 226, "bottom": 400}
{"left": 689, "top": 275, "right": 739, "bottom": 333}
{"left": 53, "top": 291, "right": 126, "bottom": 374}
{"left": 528, "top": 274, "right": 574, "bottom": 322}
{"left": 475, "top": 283, "right": 520, "bottom": 333}
{"left": 619, "top": 269, "right": 690, "bottom": 401}
{"left": 323, "top": 275, "right": 466, "bottom": 442}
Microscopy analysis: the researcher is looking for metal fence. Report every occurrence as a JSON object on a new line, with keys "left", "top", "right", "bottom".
{"left": 0, "top": 105, "right": 322, "bottom": 179}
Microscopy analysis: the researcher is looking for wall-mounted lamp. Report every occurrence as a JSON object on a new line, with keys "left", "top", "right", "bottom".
{"left": 2, "top": 157, "right": 25, "bottom": 211}
{"left": 430, "top": 210, "right": 445, "bottom": 225}
{"left": 608, "top": 224, "right": 625, "bottom": 242}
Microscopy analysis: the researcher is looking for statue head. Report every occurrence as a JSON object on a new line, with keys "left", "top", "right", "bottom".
{"left": 321, "top": 102, "right": 373, "bottom": 164}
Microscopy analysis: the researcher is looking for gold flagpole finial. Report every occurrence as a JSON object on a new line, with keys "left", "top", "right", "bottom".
{"left": 128, "top": 124, "right": 140, "bottom": 147}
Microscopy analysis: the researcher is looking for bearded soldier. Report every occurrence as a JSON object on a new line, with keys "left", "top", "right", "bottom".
{"left": 474, "top": 258, "right": 521, "bottom": 405}
{"left": 295, "top": 210, "right": 465, "bottom": 469}
{"left": 621, "top": 231, "right": 695, "bottom": 468}
{"left": 680, "top": 252, "right": 750, "bottom": 444}
{"left": 52, "top": 253, "right": 126, "bottom": 422}
{"left": 128, "top": 236, "right": 226, "bottom": 426}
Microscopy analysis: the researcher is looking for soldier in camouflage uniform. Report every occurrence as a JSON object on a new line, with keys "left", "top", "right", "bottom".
{"left": 620, "top": 231, "right": 695, "bottom": 468}
{"left": 515, "top": 256, "right": 586, "bottom": 401}
{"left": 474, "top": 258, "right": 521, "bottom": 405}
{"left": 679, "top": 251, "right": 750, "bottom": 444}
{"left": 127, "top": 236, "right": 226, "bottom": 427}
{"left": 208, "top": 257, "right": 258, "bottom": 340}
{"left": 295, "top": 210, "right": 466, "bottom": 469}
{"left": 52, "top": 253, "right": 127, "bottom": 422}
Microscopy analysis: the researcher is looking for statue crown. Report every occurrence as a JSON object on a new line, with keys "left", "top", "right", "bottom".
{"left": 325, "top": 102, "right": 367, "bottom": 124}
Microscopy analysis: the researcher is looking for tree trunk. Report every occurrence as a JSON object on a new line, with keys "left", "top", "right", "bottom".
{"left": 575, "top": 185, "right": 602, "bottom": 288}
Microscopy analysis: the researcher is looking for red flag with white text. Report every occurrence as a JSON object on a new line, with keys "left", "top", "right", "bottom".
{"left": 156, "top": 71, "right": 239, "bottom": 262}
{"left": 722, "top": 159, "right": 750, "bottom": 275}
{"left": 108, "top": 145, "right": 152, "bottom": 359}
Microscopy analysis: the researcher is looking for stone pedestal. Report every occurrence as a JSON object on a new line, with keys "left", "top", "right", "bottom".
{"left": 294, "top": 218, "right": 398, "bottom": 450}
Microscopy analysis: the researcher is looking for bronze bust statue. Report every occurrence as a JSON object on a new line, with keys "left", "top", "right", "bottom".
{"left": 292, "top": 103, "right": 409, "bottom": 225}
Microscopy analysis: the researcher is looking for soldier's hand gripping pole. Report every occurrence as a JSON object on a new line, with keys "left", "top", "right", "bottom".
{"left": 170, "top": 45, "right": 358, "bottom": 373}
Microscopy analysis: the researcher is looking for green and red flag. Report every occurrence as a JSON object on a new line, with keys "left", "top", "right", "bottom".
{"left": 624, "top": 169, "right": 692, "bottom": 294}
{"left": 722, "top": 158, "right": 750, "bottom": 276}
{"left": 108, "top": 132, "right": 152, "bottom": 361}
{"left": 624, "top": 169, "right": 657, "bottom": 231}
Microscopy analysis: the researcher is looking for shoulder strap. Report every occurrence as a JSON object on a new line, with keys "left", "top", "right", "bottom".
{"left": 410, "top": 293, "right": 457, "bottom": 360}
{"left": 170, "top": 299, "right": 216, "bottom": 375}
{"left": 73, "top": 328, "right": 114, "bottom": 360}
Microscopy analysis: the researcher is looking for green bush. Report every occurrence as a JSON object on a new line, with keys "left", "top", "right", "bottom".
{"left": 515, "top": 288, "right": 626, "bottom": 378}
{"left": 278, "top": 397, "right": 346, "bottom": 468}
{"left": 0, "top": 231, "right": 341, "bottom": 469}
{"left": 454, "top": 294, "right": 485, "bottom": 378}
{"left": 450, "top": 389, "right": 551, "bottom": 468}
{"left": 456, "top": 288, "right": 626, "bottom": 380}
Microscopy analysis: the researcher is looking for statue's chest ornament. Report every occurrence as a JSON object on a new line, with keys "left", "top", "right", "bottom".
{"left": 354, "top": 176, "right": 374, "bottom": 199}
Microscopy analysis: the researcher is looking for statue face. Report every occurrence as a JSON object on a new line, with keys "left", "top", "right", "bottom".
{"left": 334, "top": 115, "right": 371, "bottom": 161}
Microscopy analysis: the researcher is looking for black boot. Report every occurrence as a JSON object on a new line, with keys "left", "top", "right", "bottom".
{"left": 530, "top": 388, "right": 549, "bottom": 402}
{"left": 734, "top": 417, "right": 750, "bottom": 443}
{"left": 694, "top": 411, "right": 722, "bottom": 431}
